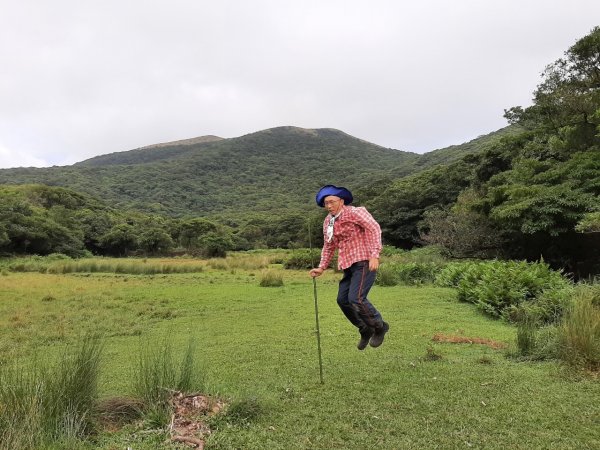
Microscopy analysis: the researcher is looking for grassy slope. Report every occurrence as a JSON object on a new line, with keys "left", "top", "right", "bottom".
{"left": 0, "top": 262, "right": 597, "bottom": 449}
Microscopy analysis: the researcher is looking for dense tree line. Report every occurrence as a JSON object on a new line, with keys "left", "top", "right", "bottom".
{"left": 367, "top": 27, "right": 600, "bottom": 277}
{"left": 0, "top": 184, "right": 326, "bottom": 257}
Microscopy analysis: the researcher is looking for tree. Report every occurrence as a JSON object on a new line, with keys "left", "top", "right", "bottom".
{"left": 99, "top": 224, "right": 138, "bottom": 256}
{"left": 420, "top": 190, "right": 504, "bottom": 258}
{"left": 504, "top": 26, "right": 600, "bottom": 157}
{"left": 366, "top": 161, "right": 474, "bottom": 248}
{"left": 138, "top": 228, "right": 175, "bottom": 255}
{"left": 177, "top": 218, "right": 218, "bottom": 250}
{"left": 576, "top": 211, "right": 600, "bottom": 233}
{"left": 198, "top": 231, "right": 233, "bottom": 258}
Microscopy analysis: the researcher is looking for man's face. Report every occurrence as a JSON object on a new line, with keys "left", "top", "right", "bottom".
{"left": 324, "top": 195, "right": 344, "bottom": 215}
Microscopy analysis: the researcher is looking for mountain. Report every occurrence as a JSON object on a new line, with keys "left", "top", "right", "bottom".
{"left": 0, "top": 126, "right": 504, "bottom": 218}
{"left": 76, "top": 135, "right": 224, "bottom": 167}
{"left": 407, "top": 125, "right": 521, "bottom": 170}
{"left": 0, "top": 127, "right": 417, "bottom": 216}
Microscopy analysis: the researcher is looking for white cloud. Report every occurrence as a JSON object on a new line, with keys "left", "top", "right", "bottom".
{"left": 0, "top": 0, "right": 599, "bottom": 168}
{"left": 0, "top": 143, "right": 49, "bottom": 169}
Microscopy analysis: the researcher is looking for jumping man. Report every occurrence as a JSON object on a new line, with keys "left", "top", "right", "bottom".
{"left": 309, "top": 185, "right": 389, "bottom": 350}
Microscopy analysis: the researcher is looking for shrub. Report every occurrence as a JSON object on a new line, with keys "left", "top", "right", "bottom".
{"left": 434, "top": 262, "right": 473, "bottom": 288}
{"left": 283, "top": 249, "right": 320, "bottom": 270}
{"left": 454, "top": 260, "right": 571, "bottom": 319}
{"left": 505, "top": 286, "right": 574, "bottom": 325}
{"left": 376, "top": 262, "right": 441, "bottom": 286}
{"left": 396, "top": 263, "right": 440, "bottom": 285}
{"left": 384, "top": 245, "right": 448, "bottom": 265}
{"left": 376, "top": 264, "right": 399, "bottom": 286}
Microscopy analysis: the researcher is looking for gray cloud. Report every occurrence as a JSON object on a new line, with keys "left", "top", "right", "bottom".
{"left": 1, "top": 0, "right": 599, "bottom": 168}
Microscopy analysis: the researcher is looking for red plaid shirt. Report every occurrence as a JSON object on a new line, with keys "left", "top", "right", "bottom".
{"left": 318, "top": 205, "right": 382, "bottom": 270}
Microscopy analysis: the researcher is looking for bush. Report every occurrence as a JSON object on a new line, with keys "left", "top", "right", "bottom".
{"left": 434, "top": 262, "right": 473, "bottom": 288}
{"left": 453, "top": 260, "right": 571, "bottom": 319}
{"left": 396, "top": 263, "right": 440, "bottom": 285}
{"left": 505, "top": 286, "right": 574, "bottom": 325}
{"left": 376, "top": 264, "right": 399, "bottom": 286}
{"left": 283, "top": 249, "right": 320, "bottom": 270}
{"left": 376, "top": 262, "right": 441, "bottom": 286}
{"left": 384, "top": 245, "right": 448, "bottom": 265}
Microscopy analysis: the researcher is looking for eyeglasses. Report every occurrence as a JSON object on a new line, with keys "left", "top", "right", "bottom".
{"left": 324, "top": 199, "right": 340, "bottom": 206}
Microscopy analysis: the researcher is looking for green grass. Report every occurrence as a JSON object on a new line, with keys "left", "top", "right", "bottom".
{"left": 0, "top": 258, "right": 598, "bottom": 449}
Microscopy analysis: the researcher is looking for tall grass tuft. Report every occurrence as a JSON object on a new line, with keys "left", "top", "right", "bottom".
{"left": 0, "top": 336, "right": 103, "bottom": 450}
{"left": 259, "top": 271, "right": 284, "bottom": 287}
{"left": 558, "top": 285, "right": 600, "bottom": 371}
{"left": 132, "top": 336, "right": 204, "bottom": 426}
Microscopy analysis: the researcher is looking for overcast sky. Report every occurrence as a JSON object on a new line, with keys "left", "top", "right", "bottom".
{"left": 0, "top": 1, "right": 598, "bottom": 169}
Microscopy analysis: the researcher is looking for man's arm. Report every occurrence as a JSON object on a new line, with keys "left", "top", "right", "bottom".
{"left": 354, "top": 207, "right": 382, "bottom": 271}
{"left": 353, "top": 207, "right": 382, "bottom": 257}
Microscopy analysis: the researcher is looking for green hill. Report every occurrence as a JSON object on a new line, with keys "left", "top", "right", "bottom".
{"left": 0, "top": 126, "right": 500, "bottom": 217}
{"left": 409, "top": 125, "right": 522, "bottom": 170}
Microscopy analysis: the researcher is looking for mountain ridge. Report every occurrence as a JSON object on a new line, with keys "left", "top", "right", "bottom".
{"left": 0, "top": 125, "right": 508, "bottom": 217}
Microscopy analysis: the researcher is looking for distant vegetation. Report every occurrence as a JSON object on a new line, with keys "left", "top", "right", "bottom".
{"left": 0, "top": 28, "right": 599, "bottom": 277}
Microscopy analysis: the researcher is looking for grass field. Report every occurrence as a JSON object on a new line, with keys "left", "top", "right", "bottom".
{"left": 0, "top": 257, "right": 598, "bottom": 449}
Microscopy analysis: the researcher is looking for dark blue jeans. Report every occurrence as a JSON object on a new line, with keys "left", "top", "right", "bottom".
{"left": 337, "top": 261, "right": 384, "bottom": 335}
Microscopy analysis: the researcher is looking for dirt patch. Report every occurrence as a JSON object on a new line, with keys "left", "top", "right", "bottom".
{"left": 432, "top": 333, "right": 508, "bottom": 350}
{"left": 168, "top": 391, "right": 226, "bottom": 449}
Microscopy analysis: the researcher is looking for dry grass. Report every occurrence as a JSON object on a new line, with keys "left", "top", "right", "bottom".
{"left": 432, "top": 332, "right": 508, "bottom": 349}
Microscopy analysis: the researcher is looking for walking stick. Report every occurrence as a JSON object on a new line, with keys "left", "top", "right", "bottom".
{"left": 308, "top": 220, "right": 324, "bottom": 384}
{"left": 312, "top": 276, "right": 324, "bottom": 384}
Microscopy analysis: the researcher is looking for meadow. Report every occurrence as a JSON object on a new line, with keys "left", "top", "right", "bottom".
{"left": 0, "top": 254, "right": 598, "bottom": 449}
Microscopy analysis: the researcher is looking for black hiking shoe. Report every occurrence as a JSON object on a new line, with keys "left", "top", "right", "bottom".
{"left": 357, "top": 329, "right": 374, "bottom": 351}
{"left": 369, "top": 322, "right": 389, "bottom": 348}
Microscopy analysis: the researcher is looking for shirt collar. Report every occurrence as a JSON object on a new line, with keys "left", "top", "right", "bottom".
{"left": 331, "top": 205, "right": 346, "bottom": 220}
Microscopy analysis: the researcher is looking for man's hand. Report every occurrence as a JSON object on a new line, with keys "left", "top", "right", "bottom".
{"left": 369, "top": 258, "right": 379, "bottom": 272}
{"left": 309, "top": 267, "right": 324, "bottom": 278}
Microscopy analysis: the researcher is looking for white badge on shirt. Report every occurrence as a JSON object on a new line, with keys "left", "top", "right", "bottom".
{"left": 326, "top": 215, "right": 336, "bottom": 242}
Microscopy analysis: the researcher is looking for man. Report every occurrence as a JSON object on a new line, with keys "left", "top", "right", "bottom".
{"left": 309, "top": 185, "right": 389, "bottom": 350}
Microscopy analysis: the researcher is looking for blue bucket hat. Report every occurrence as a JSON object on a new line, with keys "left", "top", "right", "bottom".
{"left": 315, "top": 185, "right": 353, "bottom": 207}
